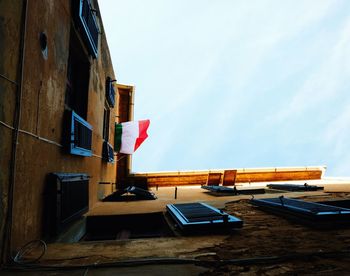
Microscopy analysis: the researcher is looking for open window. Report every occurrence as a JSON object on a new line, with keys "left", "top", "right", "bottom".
{"left": 73, "top": 0, "right": 100, "bottom": 58}
{"left": 103, "top": 141, "right": 114, "bottom": 163}
{"left": 102, "top": 105, "right": 110, "bottom": 141}
{"left": 102, "top": 92, "right": 114, "bottom": 163}
{"left": 70, "top": 111, "right": 92, "bottom": 156}
{"left": 102, "top": 110, "right": 114, "bottom": 161}
{"left": 106, "top": 77, "right": 116, "bottom": 107}
{"left": 65, "top": 27, "right": 90, "bottom": 120}
{"left": 64, "top": 25, "right": 92, "bottom": 156}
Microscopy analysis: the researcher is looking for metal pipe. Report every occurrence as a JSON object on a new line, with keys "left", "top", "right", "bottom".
{"left": 2, "top": 0, "right": 28, "bottom": 263}
{"left": 126, "top": 86, "right": 135, "bottom": 175}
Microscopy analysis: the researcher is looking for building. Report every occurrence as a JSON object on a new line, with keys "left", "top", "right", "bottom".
{"left": 1, "top": 1, "right": 350, "bottom": 274}
{"left": 0, "top": 0, "right": 134, "bottom": 261}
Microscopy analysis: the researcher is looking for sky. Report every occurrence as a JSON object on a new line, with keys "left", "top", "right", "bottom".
{"left": 99, "top": 0, "right": 350, "bottom": 176}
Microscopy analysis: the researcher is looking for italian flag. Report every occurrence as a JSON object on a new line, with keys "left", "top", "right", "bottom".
{"left": 115, "top": 120, "right": 150, "bottom": 154}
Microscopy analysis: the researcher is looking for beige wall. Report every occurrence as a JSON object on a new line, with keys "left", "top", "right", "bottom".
{"left": 1, "top": 0, "right": 120, "bottom": 252}
{"left": 0, "top": 0, "right": 24, "bottom": 261}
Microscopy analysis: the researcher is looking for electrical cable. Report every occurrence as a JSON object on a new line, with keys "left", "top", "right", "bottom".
{"left": 4, "top": 249, "right": 350, "bottom": 271}
{"left": 91, "top": 153, "right": 103, "bottom": 159}
{"left": 1, "top": 120, "right": 111, "bottom": 158}
{"left": 0, "top": 73, "right": 18, "bottom": 86}
{"left": 0, "top": 120, "right": 63, "bottom": 147}
{"left": 12, "top": 239, "right": 47, "bottom": 265}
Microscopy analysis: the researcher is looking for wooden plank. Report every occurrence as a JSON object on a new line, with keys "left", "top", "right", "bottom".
{"left": 222, "top": 170, "right": 237, "bottom": 186}
{"left": 140, "top": 168, "right": 324, "bottom": 187}
{"left": 236, "top": 170, "right": 323, "bottom": 183}
{"left": 206, "top": 173, "right": 222, "bottom": 186}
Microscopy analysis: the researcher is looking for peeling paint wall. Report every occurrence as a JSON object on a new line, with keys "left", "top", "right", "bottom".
{"left": 1, "top": 0, "right": 121, "bottom": 252}
{"left": 0, "top": 0, "right": 24, "bottom": 260}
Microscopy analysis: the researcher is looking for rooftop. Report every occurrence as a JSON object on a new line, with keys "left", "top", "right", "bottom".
{"left": 4, "top": 178, "right": 350, "bottom": 275}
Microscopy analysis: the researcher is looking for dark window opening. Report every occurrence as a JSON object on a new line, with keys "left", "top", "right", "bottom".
{"left": 44, "top": 173, "right": 89, "bottom": 240}
{"left": 84, "top": 213, "right": 174, "bottom": 241}
{"left": 102, "top": 141, "right": 114, "bottom": 163}
{"left": 65, "top": 27, "right": 90, "bottom": 120}
{"left": 102, "top": 105, "right": 110, "bottom": 141}
{"left": 102, "top": 103, "right": 114, "bottom": 162}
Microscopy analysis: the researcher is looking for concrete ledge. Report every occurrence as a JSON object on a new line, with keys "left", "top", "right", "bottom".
{"left": 130, "top": 166, "right": 326, "bottom": 187}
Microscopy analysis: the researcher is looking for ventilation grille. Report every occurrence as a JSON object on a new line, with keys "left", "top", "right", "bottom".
{"left": 167, "top": 202, "right": 243, "bottom": 232}
{"left": 46, "top": 173, "right": 89, "bottom": 237}
{"left": 172, "top": 203, "right": 225, "bottom": 223}
{"left": 60, "top": 175, "right": 89, "bottom": 223}
{"left": 253, "top": 197, "right": 350, "bottom": 215}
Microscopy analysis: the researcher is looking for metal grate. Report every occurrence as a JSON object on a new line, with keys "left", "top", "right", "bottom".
{"left": 61, "top": 178, "right": 89, "bottom": 223}
{"left": 46, "top": 173, "right": 89, "bottom": 237}
{"left": 167, "top": 202, "right": 243, "bottom": 232}
{"left": 201, "top": 185, "right": 265, "bottom": 195}
{"left": 251, "top": 197, "right": 350, "bottom": 228}
{"left": 258, "top": 197, "right": 349, "bottom": 214}
{"left": 173, "top": 203, "right": 224, "bottom": 223}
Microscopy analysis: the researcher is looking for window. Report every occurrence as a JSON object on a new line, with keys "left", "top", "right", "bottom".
{"left": 45, "top": 173, "right": 89, "bottom": 237}
{"left": 65, "top": 28, "right": 90, "bottom": 120}
{"left": 102, "top": 141, "right": 114, "bottom": 163}
{"left": 102, "top": 104, "right": 114, "bottom": 162}
{"left": 102, "top": 105, "right": 110, "bottom": 141}
{"left": 70, "top": 111, "right": 92, "bottom": 156}
{"left": 102, "top": 77, "right": 115, "bottom": 162}
{"left": 64, "top": 26, "right": 92, "bottom": 157}
{"left": 105, "top": 77, "right": 116, "bottom": 107}
{"left": 74, "top": 0, "right": 99, "bottom": 58}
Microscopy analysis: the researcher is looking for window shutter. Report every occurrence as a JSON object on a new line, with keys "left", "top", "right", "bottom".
{"left": 77, "top": 0, "right": 99, "bottom": 58}
{"left": 167, "top": 202, "right": 243, "bottom": 232}
{"left": 106, "top": 77, "right": 115, "bottom": 107}
{"left": 102, "top": 141, "right": 114, "bottom": 163}
{"left": 70, "top": 111, "right": 92, "bottom": 156}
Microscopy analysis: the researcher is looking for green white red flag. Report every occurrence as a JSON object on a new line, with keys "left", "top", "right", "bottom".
{"left": 115, "top": 120, "right": 150, "bottom": 154}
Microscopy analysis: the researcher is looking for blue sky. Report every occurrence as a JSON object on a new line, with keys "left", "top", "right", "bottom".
{"left": 99, "top": 0, "right": 350, "bottom": 176}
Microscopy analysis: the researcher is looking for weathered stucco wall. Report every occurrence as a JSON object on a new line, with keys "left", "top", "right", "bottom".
{"left": 0, "top": 0, "right": 24, "bottom": 260}
{"left": 1, "top": 0, "right": 120, "bottom": 251}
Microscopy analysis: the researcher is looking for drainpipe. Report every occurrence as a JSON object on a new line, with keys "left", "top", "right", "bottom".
{"left": 1, "top": 0, "right": 28, "bottom": 264}
{"left": 126, "top": 86, "right": 135, "bottom": 175}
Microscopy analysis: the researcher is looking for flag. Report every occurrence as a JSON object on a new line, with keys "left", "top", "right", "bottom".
{"left": 115, "top": 120, "right": 150, "bottom": 154}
